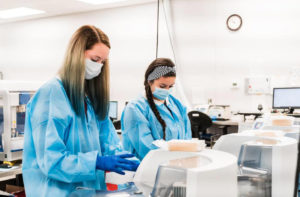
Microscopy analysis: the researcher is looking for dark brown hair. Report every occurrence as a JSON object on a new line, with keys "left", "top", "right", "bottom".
{"left": 144, "top": 58, "right": 176, "bottom": 139}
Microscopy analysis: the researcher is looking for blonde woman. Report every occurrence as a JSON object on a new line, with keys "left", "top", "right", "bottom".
{"left": 22, "top": 25, "right": 139, "bottom": 197}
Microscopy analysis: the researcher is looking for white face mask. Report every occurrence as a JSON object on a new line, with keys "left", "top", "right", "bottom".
{"left": 85, "top": 59, "right": 103, "bottom": 80}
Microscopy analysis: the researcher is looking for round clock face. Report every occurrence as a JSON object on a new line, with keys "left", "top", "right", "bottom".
{"left": 226, "top": 14, "right": 242, "bottom": 31}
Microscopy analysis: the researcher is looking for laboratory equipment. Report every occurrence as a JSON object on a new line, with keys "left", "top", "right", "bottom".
{"left": 69, "top": 182, "right": 143, "bottom": 197}
{"left": 214, "top": 133, "right": 297, "bottom": 197}
{"left": 194, "top": 104, "right": 210, "bottom": 114}
{"left": 239, "top": 115, "right": 300, "bottom": 141}
{"left": 69, "top": 148, "right": 238, "bottom": 197}
{"left": 213, "top": 132, "right": 262, "bottom": 157}
{"left": 0, "top": 81, "right": 41, "bottom": 161}
{"left": 273, "top": 87, "right": 300, "bottom": 114}
{"left": 208, "top": 105, "right": 231, "bottom": 120}
{"left": 238, "top": 137, "right": 297, "bottom": 197}
{"left": 134, "top": 149, "right": 238, "bottom": 197}
{"left": 247, "top": 115, "right": 295, "bottom": 130}
{"left": 151, "top": 165, "right": 187, "bottom": 197}
{"left": 194, "top": 104, "right": 232, "bottom": 120}
{"left": 108, "top": 101, "right": 118, "bottom": 120}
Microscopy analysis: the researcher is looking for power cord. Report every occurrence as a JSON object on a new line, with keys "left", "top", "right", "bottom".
{"left": 155, "top": 0, "right": 160, "bottom": 58}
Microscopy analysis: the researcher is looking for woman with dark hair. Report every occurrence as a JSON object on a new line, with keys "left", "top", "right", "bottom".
{"left": 121, "top": 58, "right": 192, "bottom": 160}
{"left": 22, "top": 25, "right": 139, "bottom": 197}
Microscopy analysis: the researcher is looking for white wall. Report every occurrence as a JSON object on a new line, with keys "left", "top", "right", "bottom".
{"left": 1, "top": 0, "right": 300, "bottom": 117}
{"left": 169, "top": 0, "right": 300, "bottom": 112}
{"left": 0, "top": 3, "right": 158, "bottom": 118}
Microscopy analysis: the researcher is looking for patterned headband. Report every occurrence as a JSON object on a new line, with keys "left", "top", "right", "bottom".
{"left": 147, "top": 66, "right": 176, "bottom": 81}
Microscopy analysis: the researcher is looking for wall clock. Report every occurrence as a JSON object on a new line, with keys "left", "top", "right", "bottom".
{"left": 226, "top": 14, "right": 242, "bottom": 31}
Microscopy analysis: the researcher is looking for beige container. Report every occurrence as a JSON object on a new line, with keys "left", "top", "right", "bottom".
{"left": 271, "top": 116, "right": 294, "bottom": 126}
{"left": 168, "top": 140, "right": 205, "bottom": 152}
{"left": 168, "top": 141, "right": 198, "bottom": 152}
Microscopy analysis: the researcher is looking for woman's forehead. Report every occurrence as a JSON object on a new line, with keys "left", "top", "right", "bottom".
{"left": 88, "top": 43, "right": 110, "bottom": 58}
{"left": 155, "top": 76, "right": 176, "bottom": 84}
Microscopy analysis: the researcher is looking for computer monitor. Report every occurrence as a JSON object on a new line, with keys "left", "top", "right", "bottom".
{"left": 109, "top": 101, "right": 118, "bottom": 120}
{"left": 273, "top": 87, "right": 300, "bottom": 113}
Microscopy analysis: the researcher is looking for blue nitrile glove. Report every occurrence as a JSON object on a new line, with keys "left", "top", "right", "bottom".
{"left": 96, "top": 154, "right": 140, "bottom": 175}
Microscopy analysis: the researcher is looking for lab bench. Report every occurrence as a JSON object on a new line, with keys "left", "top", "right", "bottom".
{"left": 0, "top": 165, "right": 22, "bottom": 182}
{"left": 0, "top": 165, "right": 23, "bottom": 192}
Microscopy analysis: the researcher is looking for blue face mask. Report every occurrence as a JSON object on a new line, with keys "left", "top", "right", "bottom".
{"left": 153, "top": 87, "right": 172, "bottom": 100}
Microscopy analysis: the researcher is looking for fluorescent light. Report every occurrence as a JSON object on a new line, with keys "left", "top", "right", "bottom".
{"left": 0, "top": 7, "right": 45, "bottom": 19}
{"left": 76, "top": 0, "right": 127, "bottom": 5}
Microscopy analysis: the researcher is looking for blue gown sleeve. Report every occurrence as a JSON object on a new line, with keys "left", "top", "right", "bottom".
{"left": 122, "top": 105, "right": 157, "bottom": 159}
{"left": 98, "top": 117, "right": 123, "bottom": 156}
{"left": 28, "top": 87, "right": 98, "bottom": 183}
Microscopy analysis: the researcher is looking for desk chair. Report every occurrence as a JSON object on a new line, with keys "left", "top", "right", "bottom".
{"left": 188, "top": 111, "right": 213, "bottom": 145}
{"left": 111, "top": 119, "right": 121, "bottom": 130}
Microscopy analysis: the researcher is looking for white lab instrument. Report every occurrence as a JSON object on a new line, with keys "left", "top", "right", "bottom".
{"left": 105, "top": 171, "right": 135, "bottom": 185}
{"left": 251, "top": 115, "right": 295, "bottom": 128}
{"left": 213, "top": 132, "right": 262, "bottom": 157}
{"left": 240, "top": 115, "right": 300, "bottom": 141}
{"left": 238, "top": 137, "right": 297, "bottom": 197}
{"left": 194, "top": 104, "right": 232, "bottom": 120}
{"left": 194, "top": 104, "right": 210, "bottom": 114}
{"left": 213, "top": 133, "right": 297, "bottom": 197}
{"left": 70, "top": 148, "right": 238, "bottom": 197}
{"left": 0, "top": 81, "right": 42, "bottom": 161}
{"left": 134, "top": 149, "right": 238, "bottom": 197}
{"left": 208, "top": 105, "right": 231, "bottom": 120}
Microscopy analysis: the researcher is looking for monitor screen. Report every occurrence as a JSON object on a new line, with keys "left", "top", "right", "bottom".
{"left": 109, "top": 101, "right": 118, "bottom": 119}
{"left": 273, "top": 87, "right": 300, "bottom": 109}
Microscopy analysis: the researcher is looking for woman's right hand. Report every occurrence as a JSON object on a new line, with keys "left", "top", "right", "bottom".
{"left": 96, "top": 154, "right": 140, "bottom": 175}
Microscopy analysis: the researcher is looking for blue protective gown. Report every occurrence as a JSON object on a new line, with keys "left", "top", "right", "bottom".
{"left": 22, "top": 78, "right": 123, "bottom": 197}
{"left": 121, "top": 94, "right": 192, "bottom": 160}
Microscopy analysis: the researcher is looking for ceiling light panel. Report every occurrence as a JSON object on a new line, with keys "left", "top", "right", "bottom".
{"left": 0, "top": 7, "right": 45, "bottom": 19}
{"left": 76, "top": 0, "right": 127, "bottom": 5}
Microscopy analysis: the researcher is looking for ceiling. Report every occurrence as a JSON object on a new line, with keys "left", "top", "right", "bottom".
{"left": 0, "top": 0, "right": 156, "bottom": 24}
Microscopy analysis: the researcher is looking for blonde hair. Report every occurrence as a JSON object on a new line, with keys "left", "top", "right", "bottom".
{"left": 59, "top": 25, "right": 111, "bottom": 120}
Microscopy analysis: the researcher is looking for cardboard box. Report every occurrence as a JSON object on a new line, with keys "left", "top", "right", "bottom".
{"left": 6, "top": 185, "right": 25, "bottom": 197}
